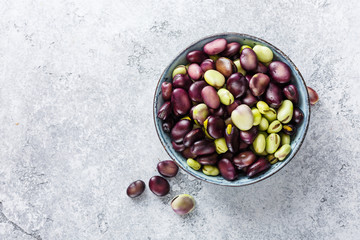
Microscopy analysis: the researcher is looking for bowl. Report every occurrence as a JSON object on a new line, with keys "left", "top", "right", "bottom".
{"left": 153, "top": 33, "right": 310, "bottom": 186}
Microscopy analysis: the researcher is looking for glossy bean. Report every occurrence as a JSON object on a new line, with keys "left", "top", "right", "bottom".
{"left": 231, "top": 104, "right": 254, "bottom": 131}
{"left": 206, "top": 116, "right": 225, "bottom": 139}
{"left": 171, "top": 119, "right": 192, "bottom": 143}
{"left": 241, "top": 90, "right": 258, "bottom": 107}
{"left": 171, "top": 88, "right": 191, "bottom": 116}
{"left": 172, "top": 65, "right": 187, "bottom": 78}
{"left": 214, "top": 137, "right": 228, "bottom": 154}
{"left": 157, "top": 160, "right": 179, "bottom": 177}
{"left": 126, "top": 180, "right": 146, "bottom": 198}
{"left": 217, "top": 88, "right": 234, "bottom": 105}
{"left": 161, "top": 82, "right": 172, "bottom": 101}
{"left": 187, "top": 158, "right": 201, "bottom": 170}
{"left": 172, "top": 141, "right": 185, "bottom": 152}
{"left": 200, "top": 59, "right": 215, "bottom": 72}
{"left": 188, "top": 81, "right": 207, "bottom": 102}
{"left": 183, "top": 128, "right": 205, "bottom": 147}
{"left": 280, "top": 132, "right": 291, "bottom": 145}
{"left": 240, "top": 48, "right": 258, "bottom": 71}
{"left": 274, "top": 144, "right": 291, "bottom": 161}
{"left": 263, "top": 107, "right": 277, "bottom": 122}
{"left": 292, "top": 107, "right": 304, "bottom": 124}
{"left": 269, "top": 61, "right": 291, "bottom": 84}
{"left": 277, "top": 100, "right": 293, "bottom": 123}
{"left": 216, "top": 57, "right": 235, "bottom": 78}
{"left": 188, "top": 63, "right": 203, "bottom": 81}
{"left": 267, "top": 120, "right": 282, "bottom": 133}
{"left": 252, "top": 133, "right": 266, "bottom": 154}
{"left": 265, "top": 133, "right": 281, "bottom": 154}
{"left": 192, "top": 103, "right": 209, "bottom": 125}
{"left": 253, "top": 45, "right": 273, "bottom": 63}
{"left": 233, "top": 59, "right": 247, "bottom": 76}
{"left": 221, "top": 42, "right": 241, "bottom": 58}
{"left": 186, "top": 50, "right": 208, "bottom": 64}
{"left": 149, "top": 176, "right": 170, "bottom": 196}
{"left": 307, "top": 86, "right": 319, "bottom": 105}
{"left": 201, "top": 86, "right": 221, "bottom": 109}
{"left": 265, "top": 82, "right": 283, "bottom": 108}
{"left": 202, "top": 165, "right": 220, "bottom": 176}
{"left": 157, "top": 101, "right": 172, "bottom": 120}
{"left": 218, "top": 158, "right": 238, "bottom": 181}
{"left": 226, "top": 73, "right": 248, "bottom": 98}
{"left": 171, "top": 194, "right": 195, "bottom": 215}
{"left": 239, "top": 126, "right": 258, "bottom": 144}
{"left": 204, "top": 69, "right": 225, "bottom": 89}
{"left": 246, "top": 157, "right": 271, "bottom": 177}
{"left": 283, "top": 84, "right": 299, "bottom": 104}
{"left": 233, "top": 151, "right": 257, "bottom": 170}
{"left": 252, "top": 107, "right": 262, "bottom": 126}
{"left": 203, "top": 38, "right": 227, "bottom": 55}
{"left": 258, "top": 117, "right": 269, "bottom": 131}
{"left": 190, "top": 139, "right": 216, "bottom": 156}
{"left": 225, "top": 123, "right": 240, "bottom": 153}
{"left": 197, "top": 153, "right": 218, "bottom": 165}
{"left": 173, "top": 74, "right": 192, "bottom": 90}
{"left": 282, "top": 124, "right": 297, "bottom": 136}
{"left": 249, "top": 73, "right": 270, "bottom": 96}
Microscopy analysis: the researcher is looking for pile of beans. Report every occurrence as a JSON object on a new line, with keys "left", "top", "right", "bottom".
{"left": 157, "top": 38, "right": 306, "bottom": 181}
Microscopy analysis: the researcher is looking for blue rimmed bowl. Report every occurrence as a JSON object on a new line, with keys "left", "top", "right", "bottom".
{"left": 153, "top": 33, "right": 310, "bottom": 186}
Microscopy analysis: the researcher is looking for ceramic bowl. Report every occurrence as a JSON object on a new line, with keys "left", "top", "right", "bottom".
{"left": 153, "top": 33, "right": 310, "bottom": 186}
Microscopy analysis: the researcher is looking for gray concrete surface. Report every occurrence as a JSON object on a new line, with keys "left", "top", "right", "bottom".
{"left": 0, "top": 0, "right": 359, "bottom": 239}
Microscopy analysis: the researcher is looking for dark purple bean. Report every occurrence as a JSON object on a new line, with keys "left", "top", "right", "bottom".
{"left": 245, "top": 74, "right": 253, "bottom": 82}
{"left": 171, "top": 88, "right": 191, "bottom": 116}
{"left": 239, "top": 141, "right": 249, "bottom": 150}
{"left": 189, "top": 81, "right": 207, "bottom": 102}
{"left": 254, "top": 62, "right": 268, "bottom": 73}
{"left": 283, "top": 84, "right": 299, "bottom": 104}
{"left": 227, "top": 73, "right": 248, "bottom": 98}
{"left": 171, "top": 119, "right": 192, "bottom": 143}
{"left": 172, "top": 141, "right": 185, "bottom": 152}
{"left": 292, "top": 107, "right": 304, "bottom": 124}
{"left": 239, "top": 126, "right": 258, "bottom": 144}
{"left": 157, "top": 160, "right": 179, "bottom": 177}
{"left": 149, "top": 176, "right": 170, "bottom": 196}
{"left": 183, "top": 129, "right": 205, "bottom": 147}
{"left": 126, "top": 180, "right": 145, "bottom": 198}
{"left": 182, "top": 147, "right": 197, "bottom": 159}
{"left": 246, "top": 157, "right": 271, "bottom": 177}
{"left": 209, "top": 105, "right": 227, "bottom": 118}
{"left": 282, "top": 124, "right": 297, "bottom": 136}
{"left": 157, "top": 101, "right": 172, "bottom": 120}
{"left": 173, "top": 74, "right": 192, "bottom": 90}
{"left": 226, "top": 100, "right": 240, "bottom": 115}
{"left": 188, "top": 63, "right": 203, "bottom": 81}
{"left": 241, "top": 90, "right": 258, "bottom": 107}
{"left": 203, "top": 38, "right": 227, "bottom": 55}
{"left": 190, "top": 140, "right": 216, "bottom": 156}
{"left": 269, "top": 61, "right": 291, "bottom": 84}
{"left": 206, "top": 116, "right": 225, "bottom": 139}
{"left": 162, "top": 118, "right": 174, "bottom": 133}
{"left": 186, "top": 50, "right": 208, "bottom": 64}
{"left": 221, "top": 42, "right": 241, "bottom": 58}
{"left": 233, "top": 151, "right": 257, "bottom": 170}
{"left": 197, "top": 153, "right": 218, "bottom": 165}
{"left": 216, "top": 57, "right": 235, "bottom": 78}
{"left": 200, "top": 59, "right": 215, "bottom": 72}
{"left": 240, "top": 48, "right": 258, "bottom": 71}
{"left": 249, "top": 73, "right": 270, "bottom": 96}
{"left": 161, "top": 82, "right": 172, "bottom": 101}
{"left": 201, "top": 86, "right": 220, "bottom": 109}
{"left": 265, "top": 82, "right": 283, "bottom": 108}
{"left": 218, "top": 158, "right": 238, "bottom": 181}
{"left": 225, "top": 124, "right": 239, "bottom": 153}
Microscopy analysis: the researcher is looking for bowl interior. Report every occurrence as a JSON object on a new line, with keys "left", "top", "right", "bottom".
{"left": 153, "top": 33, "right": 310, "bottom": 186}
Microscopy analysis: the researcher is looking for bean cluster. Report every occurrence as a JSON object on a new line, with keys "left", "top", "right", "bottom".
{"left": 157, "top": 38, "right": 305, "bottom": 181}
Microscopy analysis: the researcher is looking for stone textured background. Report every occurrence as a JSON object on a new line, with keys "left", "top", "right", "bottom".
{"left": 0, "top": 0, "right": 359, "bottom": 239}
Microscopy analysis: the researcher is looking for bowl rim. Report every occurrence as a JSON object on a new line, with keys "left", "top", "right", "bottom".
{"left": 153, "top": 32, "right": 310, "bottom": 187}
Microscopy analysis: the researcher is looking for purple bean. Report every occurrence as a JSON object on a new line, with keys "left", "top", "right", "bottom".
{"left": 246, "top": 157, "right": 271, "bottom": 177}
{"left": 283, "top": 84, "right": 299, "bottom": 104}
{"left": 240, "top": 126, "right": 258, "bottom": 144}
{"left": 188, "top": 63, "right": 203, "bottom": 81}
{"left": 221, "top": 42, "right": 241, "bottom": 58}
{"left": 233, "top": 151, "right": 257, "bottom": 170}
{"left": 162, "top": 118, "right": 174, "bottom": 133}
{"left": 240, "top": 48, "right": 258, "bottom": 71}
{"left": 254, "top": 62, "right": 268, "bottom": 73}
{"left": 173, "top": 74, "right": 192, "bottom": 90}
{"left": 227, "top": 73, "right": 248, "bottom": 98}
{"left": 171, "top": 88, "right": 191, "bottom": 116}
{"left": 171, "top": 119, "right": 192, "bottom": 143}
{"left": 157, "top": 101, "right": 172, "bottom": 120}
{"left": 215, "top": 57, "right": 235, "bottom": 78}
{"left": 218, "top": 158, "right": 238, "bottom": 181}
{"left": 241, "top": 90, "right": 258, "bottom": 107}
{"left": 225, "top": 124, "right": 240, "bottom": 153}
{"left": 197, "top": 153, "right": 218, "bottom": 165}
{"left": 269, "top": 61, "right": 291, "bottom": 84}
{"left": 307, "top": 86, "right": 319, "bottom": 105}
{"left": 157, "top": 160, "right": 179, "bottom": 177}
{"left": 186, "top": 50, "right": 208, "bottom": 64}
{"left": 292, "top": 107, "right": 304, "bottom": 124}
{"left": 149, "top": 176, "right": 170, "bottom": 196}
{"left": 206, "top": 116, "right": 225, "bottom": 139}
{"left": 201, "top": 86, "right": 220, "bottom": 109}
{"left": 188, "top": 80, "right": 207, "bottom": 102}
{"left": 190, "top": 140, "right": 216, "bottom": 156}
{"left": 265, "top": 82, "right": 283, "bottom": 108}
{"left": 161, "top": 82, "right": 172, "bottom": 101}
{"left": 200, "top": 59, "right": 215, "bottom": 72}
{"left": 182, "top": 147, "right": 197, "bottom": 159}
{"left": 249, "top": 73, "right": 270, "bottom": 96}
{"left": 172, "top": 141, "right": 185, "bottom": 152}
{"left": 183, "top": 128, "right": 205, "bottom": 147}
{"left": 203, "top": 38, "right": 227, "bottom": 55}
{"left": 126, "top": 180, "right": 145, "bottom": 198}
